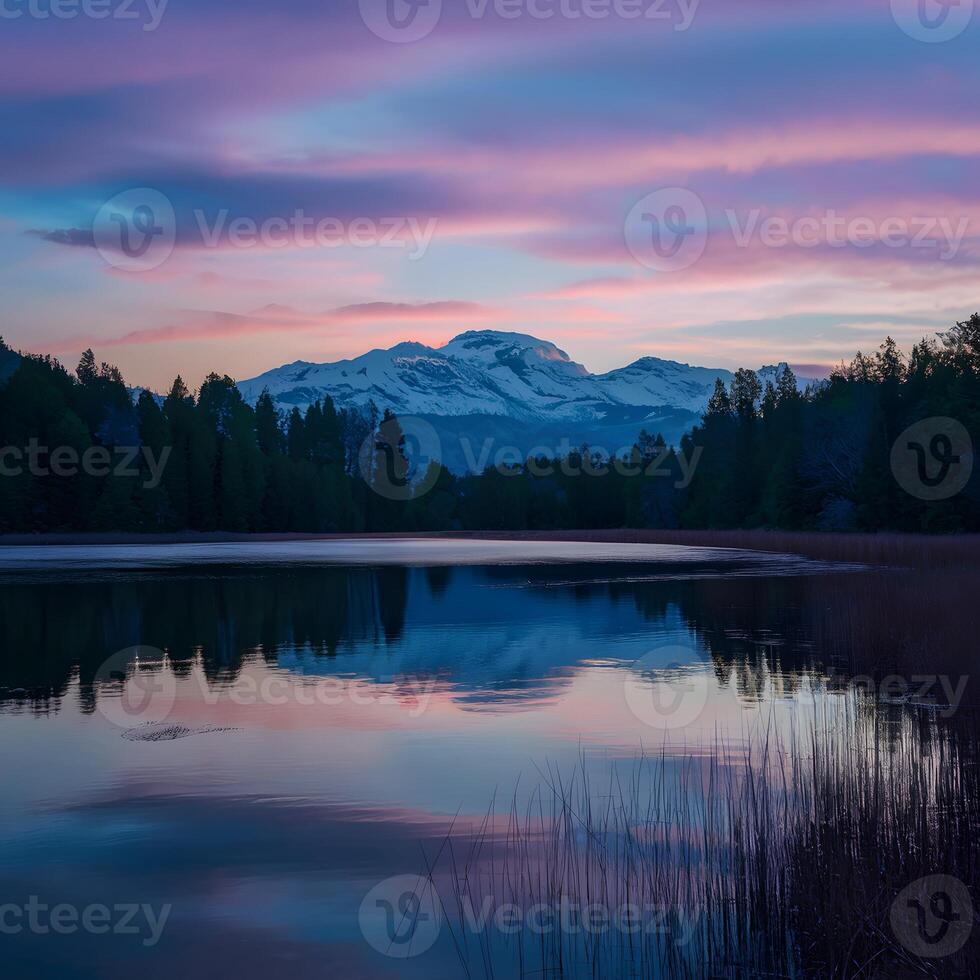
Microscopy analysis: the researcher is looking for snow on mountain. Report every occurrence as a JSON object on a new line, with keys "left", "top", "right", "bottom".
{"left": 597, "top": 357, "right": 737, "bottom": 411}
{"left": 239, "top": 330, "right": 810, "bottom": 420}
{"left": 757, "top": 363, "right": 820, "bottom": 391}
{"left": 238, "top": 332, "right": 603, "bottom": 421}
{"left": 236, "top": 331, "right": 815, "bottom": 466}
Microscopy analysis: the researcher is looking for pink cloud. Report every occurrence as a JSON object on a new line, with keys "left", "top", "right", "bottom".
{"left": 60, "top": 301, "right": 499, "bottom": 350}
{"left": 286, "top": 120, "right": 980, "bottom": 195}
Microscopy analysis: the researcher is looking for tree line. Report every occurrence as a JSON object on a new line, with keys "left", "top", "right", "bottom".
{"left": 0, "top": 314, "right": 977, "bottom": 535}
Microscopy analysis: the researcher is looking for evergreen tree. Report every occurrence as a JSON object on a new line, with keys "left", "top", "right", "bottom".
{"left": 776, "top": 366, "right": 800, "bottom": 405}
{"left": 76, "top": 349, "right": 97, "bottom": 385}
{"left": 254, "top": 391, "right": 283, "bottom": 457}
{"left": 2, "top": 315, "right": 978, "bottom": 536}
{"left": 761, "top": 381, "right": 778, "bottom": 419}
{"left": 731, "top": 368, "right": 762, "bottom": 418}
{"left": 706, "top": 378, "right": 732, "bottom": 417}
{"left": 875, "top": 336, "right": 905, "bottom": 384}
{"left": 162, "top": 377, "right": 194, "bottom": 528}
{"left": 286, "top": 408, "right": 306, "bottom": 461}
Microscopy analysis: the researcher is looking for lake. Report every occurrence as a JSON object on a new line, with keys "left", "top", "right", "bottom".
{"left": 0, "top": 539, "right": 976, "bottom": 978}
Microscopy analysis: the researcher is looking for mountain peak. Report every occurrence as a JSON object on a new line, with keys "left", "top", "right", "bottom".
{"left": 622, "top": 355, "right": 693, "bottom": 370}
{"left": 237, "top": 331, "right": 813, "bottom": 426}
{"left": 445, "top": 329, "right": 571, "bottom": 360}
{"left": 388, "top": 341, "right": 433, "bottom": 356}
{"left": 448, "top": 329, "right": 544, "bottom": 344}
{"left": 231, "top": 332, "right": 819, "bottom": 472}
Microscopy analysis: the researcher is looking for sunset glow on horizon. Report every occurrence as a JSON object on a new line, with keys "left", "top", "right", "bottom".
{"left": 1, "top": 0, "right": 977, "bottom": 391}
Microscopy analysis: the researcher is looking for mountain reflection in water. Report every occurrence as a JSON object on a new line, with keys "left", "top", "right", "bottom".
{"left": 0, "top": 542, "right": 976, "bottom": 979}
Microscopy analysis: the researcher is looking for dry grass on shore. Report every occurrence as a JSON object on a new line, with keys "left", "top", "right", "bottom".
{"left": 456, "top": 528, "right": 978, "bottom": 570}
{"left": 1, "top": 527, "right": 975, "bottom": 571}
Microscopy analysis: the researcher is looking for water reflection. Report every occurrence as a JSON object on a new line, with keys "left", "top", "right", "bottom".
{"left": 1, "top": 555, "right": 973, "bottom": 721}
{"left": 0, "top": 545, "right": 976, "bottom": 979}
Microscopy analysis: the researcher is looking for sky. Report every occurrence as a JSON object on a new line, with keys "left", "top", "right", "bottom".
{"left": 0, "top": 0, "right": 978, "bottom": 392}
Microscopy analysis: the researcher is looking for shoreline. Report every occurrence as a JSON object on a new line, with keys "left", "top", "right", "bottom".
{"left": 0, "top": 528, "right": 974, "bottom": 568}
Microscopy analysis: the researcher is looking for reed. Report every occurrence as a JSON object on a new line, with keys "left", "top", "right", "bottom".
{"left": 436, "top": 704, "right": 979, "bottom": 978}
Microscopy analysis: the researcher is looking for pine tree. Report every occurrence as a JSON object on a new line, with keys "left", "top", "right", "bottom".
{"left": 875, "top": 337, "right": 905, "bottom": 384}
{"left": 706, "top": 378, "right": 732, "bottom": 417}
{"left": 776, "top": 366, "right": 800, "bottom": 405}
{"left": 908, "top": 339, "right": 937, "bottom": 380}
{"left": 286, "top": 408, "right": 306, "bottom": 461}
{"left": 762, "top": 381, "right": 778, "bottom": 419}
{"left": 731, "top": 368, "right": 762, "bottom": 418}
{"left": 940, "top": 312, "right": 980, "bottom": 373}
{"left": 76, "top": 349, "right": 97, "bottom": 385}
{"left": 254, "top": 391, "right": 282, "bottom": 456}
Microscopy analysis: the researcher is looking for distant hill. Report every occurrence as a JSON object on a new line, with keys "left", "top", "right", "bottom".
{"left": 236, "top": 331, "right": 813, "bottom": 466}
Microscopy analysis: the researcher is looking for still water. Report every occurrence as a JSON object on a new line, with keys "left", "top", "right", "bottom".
{"left": 0, "top": 540, "right": 969, "bottom": 977}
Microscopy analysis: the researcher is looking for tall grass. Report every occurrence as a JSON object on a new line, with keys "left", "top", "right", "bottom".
{"left": 436, "top": 704, "right": 979, "bottom": 978}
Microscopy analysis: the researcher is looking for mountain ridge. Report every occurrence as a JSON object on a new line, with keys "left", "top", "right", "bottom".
{"left": 237, "top": 329, "right": 809, "bottom": 425}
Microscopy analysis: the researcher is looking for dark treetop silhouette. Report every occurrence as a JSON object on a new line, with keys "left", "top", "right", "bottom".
{"left": 0, "top": 314, "right": 977, "bottom": 535}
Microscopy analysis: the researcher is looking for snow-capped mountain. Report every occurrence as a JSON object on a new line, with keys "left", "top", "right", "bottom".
{"left": 237, "top": 331, "right": 813, "bottom": 469}
{"left": 239, "top": 332, "right": 598, "bottom": 421}
{"left": 239, "top": 330, "right": 809, "bottom": 419}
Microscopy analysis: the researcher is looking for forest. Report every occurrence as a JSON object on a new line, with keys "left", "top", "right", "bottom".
{"left": 0, "top": 314, "right": 977, "bottom": 535}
